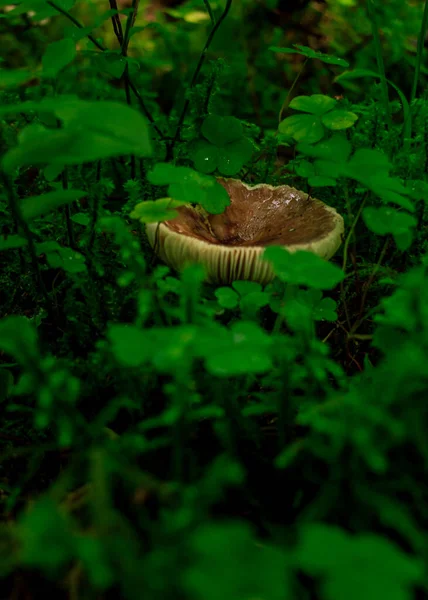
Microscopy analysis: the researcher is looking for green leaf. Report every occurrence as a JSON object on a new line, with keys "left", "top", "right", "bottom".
{"left": 297, "top": 133, "right": 352, "bottom": 162}
{"left": 107, "top": 324, "right": 152, "bottom": 367}
{"left": 289, "top": 95, "right": 337, "bottom": 115}
{"left": 95, "top": 51, "right": 127, "bottom": 79}
{"left": 147, "top": 163, "right": 192, "bottom": 185}
{"left": 200, "top": 322, "right": 273, "bottom": 377}
{"left": 42, "top": 38, "right": 76, "bottom": 79}
{"left": 363, "top": 207, "right": 417, "bottom": 245}
{"left": 147, "top": 164, "right": 230, "bottom": 214}
{"left": 0, "top": 316, "right": 39, "bottom": 362}
{"left": 269, "top": 45, "right": 349, "bottom": 67}
{"left": 55, "top": 100, "right": 152, "bottom": 157}
{"left": 192, "top": 140, "right": 219, "bottom": 174}
{"left": 0, "top": 235, "right": 27, "bottom": 251}
{"left": 279, "top": 114, "right": 324, "bottom": 144}
{"left": 202, "top": 115, "right": 243, "bottom": 146}
{"left": 368, "top": 176, "right": 415, "bottom": 212}
{"left": 184, "top": 521, "right": 289, "bottom": 600}
{"left": 18, "top": 498, "right": 75, "bottom": 575}
{"left": 70, "top": 213, "right": 90, "bottom": 226}
{"left": 308, "top": 175, "right": 337, "bottom": 187}
{"left": 295, "top": 160, "right": 315, "bottom": 178}
{"left": 19, "top": 189, "right": 86, "bottom": 221}
{"left": 2, "top": 101, "right": 152, "bottom": 171}
{"left": 295, "top": 523, "right": 423, "bottom": 600}
{"left": 215, "top": 287, "right": 239, "bottom": 309}
{"left": 44, "top": 247, "right": 87, "bottom": 273}
{"left": 232, "top": 281, "right": 262, "bottom": 296}
{"left": 218, "top": 138, "right": 253, "bottom": 176}
{"left": 322, "top": 109, "right": 358, "bottom": 130}
{"left": 346, "top": 149, "right": 392, "bottom": 179}
{"left": 263, "top": 247, "right": 345, "bottom": 289}
{"left": 130, "top": 198, "right": 185, "bottom": 223}
{"left": 0, "top": 68, "right": 36, "bottom": 89}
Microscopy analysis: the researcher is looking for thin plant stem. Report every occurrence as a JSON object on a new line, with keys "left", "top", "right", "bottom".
{"left": 62, "top": 171, "right": 76, "bottom": 250}
{"left": 347, "top": 236, "right": 390, "bottom": 338}
{"left": 278, "top": 58, "right": 308, "bottom": 124}
{"left": 366, "top": 0, "right": 392, "bottom": 128}
{"left": 203, "top": 0, "right": 216, "bottom": 25}
{"left": 168, "top": 0, "right": 233, "bottom": 157}
{"left": 109, "top": 0, "right": 124, "bottom": 46}
{"left": 410, "top": 0, "right": 428, "bottom": 106}
{"left": 340, "top": 193, "right": 368, "bottom": 329}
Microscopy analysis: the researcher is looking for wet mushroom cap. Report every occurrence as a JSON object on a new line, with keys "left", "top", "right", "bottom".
{"left": 146, "top": 178, "right": 344, "bottom": 285}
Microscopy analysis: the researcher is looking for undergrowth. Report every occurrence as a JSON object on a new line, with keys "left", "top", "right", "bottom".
{"left": 0, "top": 0, "right": 428, "bottom": 598}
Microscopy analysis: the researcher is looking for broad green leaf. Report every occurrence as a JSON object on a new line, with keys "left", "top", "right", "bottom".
{"left": 70, "top": 213, "right": 90, "bottom": 226}
{"left": 201, "top": 180, "right": 230, "bottom": 214}
{"left": 107, "top": 324, "right": 151, "bottom": 367}
{"left": 322, "top": 109, "right": 358, "bottom": 130}
{"left": 217, "top": 138, "right": 253, "bottom": 176}
{"left": 95, "top": 51, "right": 128, "bottom": 79}
{"left": 346, "top": 148, "right": 392, "bottom": 178}
{"left": 193, "top": 137, "right": 253, "bottom": 176}
{"left": 279, "top": 114, "right": 324, "bottom": 144}
{"left": 18, "top": 498, "right": 75, "bottom": 575}
{"left": 308, "top": 175, "right": 337, "bottom": 187}
{"left": 368, "top": 176, "right": 415, "bottom": 212}
{"left": 297, "top": 134, "right": 352, "bottom": 161}
{"left": 192, "top": 140, "right": 219, "bottom": 174}
{"left": 0, "top": 235, "right": 27, "bottom": 251}
{"left": 147, "top": 163, "right": 193, "bottom": 185}
{"left": 2, "top": 101, "right": 152, "bottom": 171}
{"left": 0, "top": 316, "right": 39, "bottom": 361}
{"left": 200, "top": 322, "right": 273, "bottom": 377}
{"left": 55, "top": 100, "right": 152, "bottom": 158}
{"left": 0, "top": 68, "right": 36, "bottom": 89}
{"left": 289, "top": 95, "right": 336, "bottom": 115}
{"left": 263, "top": 247, "right": 345, "bottom": 289}
{"left": 295, "top": 160, "right": 315, "bottom": 178}
{"left": 215, "top": 287, "right": 239, "bottom": 309}
{"left": 20, "top": 189, "right": 86, "bottom": 221}
{"left": 363, "top": 207, "right": 417, "bottom": 238}
{"left": 184, "top": 521, "right": 288, "bottom": 600}
{"left": 269, "top": 45, "right": 349, "bottom": 67}
{"left": 130, "top": 198, "right": 185, "bottom": 223}
{"left": 42, "top": 38, "right": 76, "bottom": 79}
{"left": 295, "top": 523, "right": 423, "bottom": 600}
{"left": 202, "top": 115, "right": 243, "bottom": 146}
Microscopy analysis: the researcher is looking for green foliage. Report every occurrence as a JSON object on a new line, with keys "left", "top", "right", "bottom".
{"left": 191, "top": 114, "right": 254, "bottom": 176}
{"left": 147, "top": 163, "right": 230, "bottom": 214}
{"left": 279, "top": 94, "right": 358, "bottom": 144}
{"left": 0, "top": 0, "right": 427, "bottom": 598}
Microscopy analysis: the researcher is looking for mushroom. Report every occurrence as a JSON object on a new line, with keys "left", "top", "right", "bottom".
{"left": 146, "top": 178, "right": 344, "bottom": 285}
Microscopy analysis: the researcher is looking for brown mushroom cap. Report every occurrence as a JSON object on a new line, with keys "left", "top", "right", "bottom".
{"left": 146, "top": 178, "right": 344, "bottom": 285}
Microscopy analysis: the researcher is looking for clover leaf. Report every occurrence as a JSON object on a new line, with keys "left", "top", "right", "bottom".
{"left": 279, "top": 94, "right": 358, "bottom": 144}
{"left": 191, "top": 115, "right": 253, "bottom": 176}
{"left": 147, "top": 163, "right": 230, "bottom": 215}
